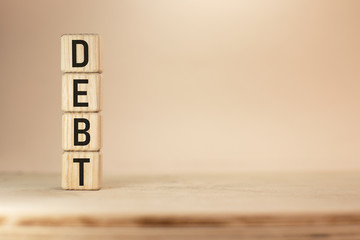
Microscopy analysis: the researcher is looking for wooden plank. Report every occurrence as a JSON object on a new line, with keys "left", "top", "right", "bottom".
{"left": 1, "top": 225, "right": 360, "bottom": 240}
{"left": 0, "top": 172, "right": 360, "bottom": 239}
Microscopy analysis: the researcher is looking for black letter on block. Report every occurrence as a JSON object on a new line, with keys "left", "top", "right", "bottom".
{"left": 73, "top": 158, "right": 90, "bottom": 186}
{"left": 72, "top": 40, "right": 89, "bottom": 67}
{"left": 73, "top": 79, "right": 89, "bottom": 107}
{"left": 74, "top": 118, "right": 90, "bottom": 146}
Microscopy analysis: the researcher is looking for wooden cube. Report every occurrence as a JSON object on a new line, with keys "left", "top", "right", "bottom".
{"left": 62, "top": 73, "right": 102, "bottom": 112}
{"left": 62, "top": 151, "right": 102, "bottom": 190}
{"left": 62, "top": 113, "right": 102, "bottom": 151}
{"left": 61, "top": 34, "right": 103, "bottom": 73}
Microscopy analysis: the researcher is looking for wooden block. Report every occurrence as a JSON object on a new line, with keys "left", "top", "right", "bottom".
{"left": 61, "top": 34, "right": 102, "bottom": 73}
{"left": 62, "top": 151, "right": 102, "bottom": 190}
{"left": 62, "top": 73, "right": 102, "bottom": 112}
{"left": 62, "top": 113, "right": 102, "bottom": 151}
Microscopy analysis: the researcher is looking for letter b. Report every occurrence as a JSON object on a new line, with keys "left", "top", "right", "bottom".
{"left": 62, "top": 113, "right": 101, "bottom": 151}
{"left": 74, "top": 118, "right": 90, "bottom": 146}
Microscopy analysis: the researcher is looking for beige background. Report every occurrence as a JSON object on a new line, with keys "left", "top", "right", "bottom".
{"left": 0, "top": 0, "right": 359, "bottom": 174}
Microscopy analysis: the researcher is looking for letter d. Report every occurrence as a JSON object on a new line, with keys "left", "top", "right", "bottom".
{"left": 72, "top": 40, "right": 89, "bottom": 67}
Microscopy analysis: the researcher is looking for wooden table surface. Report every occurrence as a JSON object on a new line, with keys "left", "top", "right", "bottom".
{"left": 0, "top": 172, "right": 360, "bottom": 239}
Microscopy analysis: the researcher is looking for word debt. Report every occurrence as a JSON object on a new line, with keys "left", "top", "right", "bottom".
{"left": 61, "top": 34, "right": 103, "bottom": 190}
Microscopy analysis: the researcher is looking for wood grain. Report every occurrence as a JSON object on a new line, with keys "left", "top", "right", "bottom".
{"left": 61, "top": 34, "right": 102, "bottom": 73}
{"left": 62, "top": 73, "right": 102, "bottom": 112}
{"left": 62, "top": 152, "right": 102, "bottom": 190}
{"left": 62, "top": 113, "right": 102, "bottom": 151}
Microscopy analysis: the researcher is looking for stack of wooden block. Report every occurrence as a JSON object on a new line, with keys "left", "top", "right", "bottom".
{"left": 61, "top": 34, "right": 102, "bottom": 190}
